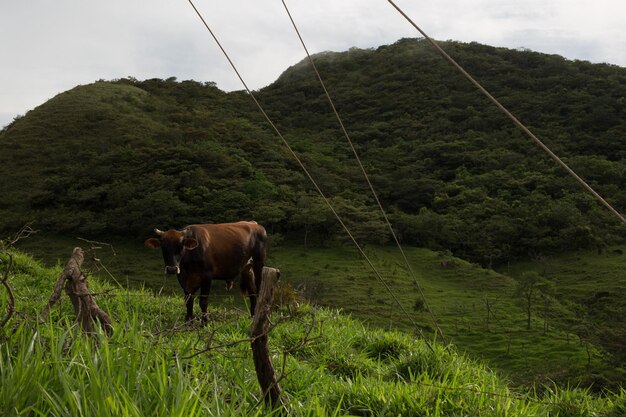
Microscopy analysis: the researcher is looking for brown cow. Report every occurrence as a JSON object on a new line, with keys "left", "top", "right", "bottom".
{"left": 144, "top": 221, "right": 267, "bottom": 322}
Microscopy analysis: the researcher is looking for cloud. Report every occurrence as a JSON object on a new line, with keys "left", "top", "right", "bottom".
{"left": 1, "top": 0, "right": 625, "bottom": 128}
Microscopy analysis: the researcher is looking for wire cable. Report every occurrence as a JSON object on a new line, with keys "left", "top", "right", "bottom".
{"left": 280, "top": 0, "right": 446, "bottom": 342}
{"left": 185, "top": 0, "right": 435, "bottom": 351}
{"left": 387, "top": 0, "right": 626, "bottom": 226}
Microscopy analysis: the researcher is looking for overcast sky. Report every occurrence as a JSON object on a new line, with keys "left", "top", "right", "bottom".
{"left": 1, "top": 0, "right": 625, "bottom": 129}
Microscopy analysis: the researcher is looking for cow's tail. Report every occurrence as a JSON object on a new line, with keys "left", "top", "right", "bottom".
{"left": 240, "top": 258, "right": 255, "bottom": 296}
{"left": 251, "top": 225, "right": 267, "bottom": 292}
{"left": 246, "top": 224, "right": 267, "bottom": 316}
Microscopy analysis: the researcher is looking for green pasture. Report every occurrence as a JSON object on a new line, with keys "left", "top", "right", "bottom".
{"left": 1, "top": 249, "right": 625, "bottom": 416}
{"left": 13, "top": 234, "right": 625, "bottom": 389}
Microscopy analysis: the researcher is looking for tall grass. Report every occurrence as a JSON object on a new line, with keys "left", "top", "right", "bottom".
{"left": 1, "top": 249, "right": 624, "bottom": 416}
{"left": 14, "top": 234, "right": 625, "bottom": 387}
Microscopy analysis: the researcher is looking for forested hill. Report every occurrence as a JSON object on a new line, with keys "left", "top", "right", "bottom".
{"left": 1, "top": 38, "right": 625, "bottom": 264}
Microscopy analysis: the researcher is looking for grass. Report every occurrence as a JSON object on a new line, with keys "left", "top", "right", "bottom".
{"left": 12, "top": 234, "right": 625, "bottom": 389}
{"left": 2, "top": 249, "right": 626, "bottom": 416}
{"left": 270, "top": 243, "right": 607, "bottom": 388}
{"left": 501, "top": 245, "right": 626, "bottom": 304}
{"left": 501, "top": 245, "right": 626, "bottom": 384}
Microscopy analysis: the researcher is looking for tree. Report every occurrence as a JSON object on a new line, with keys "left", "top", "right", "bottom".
{"left": 290, "top": 194, "right": 336, "bottom": 247}
{"left": 539, "top": 280, "right": 556, "bottom": 334}
{"left": 514, "top": 271, "right": 552, "bottom": 330}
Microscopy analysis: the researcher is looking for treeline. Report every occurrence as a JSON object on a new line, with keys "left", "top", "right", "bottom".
{"left": 1, "top": 38, "right": 625, "bottom": 264}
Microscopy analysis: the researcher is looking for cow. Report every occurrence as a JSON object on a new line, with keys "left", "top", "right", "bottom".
{"left": 144, "top": 221, "right": 267, "bottom": 322}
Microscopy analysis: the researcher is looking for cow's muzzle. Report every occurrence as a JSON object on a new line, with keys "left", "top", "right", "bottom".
{"left": 165, "top": 265, "right": 180, "bottom": 275}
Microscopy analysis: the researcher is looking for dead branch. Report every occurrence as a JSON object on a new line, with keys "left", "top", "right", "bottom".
{"left": 39, "top": 247, "right": 113, "bottom": 336}
{"left": 0, "top": 223, "right": 35, "bottom": 328}
{"left": 0, "top": 253, "right": 15, "bottom": 327}
{"left": 76, "top": 237, "right": 117, "bottom": 257}
{"left": 2, "top": 222, "right": 37, "bottom": 249}
{"left": 178, "top": 313, "right": 289, "bottom": 360}
{"left": 40, "top": 263, "right": 70, "bottom": 322}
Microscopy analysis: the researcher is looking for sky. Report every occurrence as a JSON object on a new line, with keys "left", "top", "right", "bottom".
{"left": 1, "top": 0, "right": 625, "bottom": 129}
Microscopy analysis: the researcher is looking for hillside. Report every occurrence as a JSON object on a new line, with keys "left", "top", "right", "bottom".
{"left": 1, "top": 38, "right": 626, "bottom": 266}
{"left": 13, "top": 233, "right": 626, "bottom": 390}
{"left": 503, "top": 247, "right": 626, "bottom": 387}
{"left": 1, "top": 249, "right": 624, "bottom": 416}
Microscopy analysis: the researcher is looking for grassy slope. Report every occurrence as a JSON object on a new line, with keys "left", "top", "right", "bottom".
{"left": 502, "top": 246, "right": 626, "bottom": 384}
{"left": 271, "top": 244, "right": 608, "bottom": 388}
{"left": 13, "top": 234, "right": 620, "bottom": 389}
{"left": 503, "top": 247, "right": 626, "bottom": 305}
{"left": 1, "top": 249, "right": 624, "bottom": 416}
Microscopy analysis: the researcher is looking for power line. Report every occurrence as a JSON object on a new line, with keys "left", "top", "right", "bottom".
{"left": 280, "top": 0, "right": 445, "bottom": 343}
{"left": 185, "top": 0, "right": 435, "bottom": 352}
{"left": 386, "top": 0, "right": 626, "bottom": 227}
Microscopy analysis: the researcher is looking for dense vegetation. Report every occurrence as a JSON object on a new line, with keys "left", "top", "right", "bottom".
{"left": 1, "top": 38, "right": 625, "bottom": 266}
{"left": 2, "top": 249, "right": 625, "bottom": 416}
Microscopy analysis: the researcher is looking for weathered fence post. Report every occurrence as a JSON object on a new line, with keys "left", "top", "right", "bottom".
{"left": 40, "top": 247, "right": 113, "bottom": 336}
{"left": 250, "top": 266, "right": 285, "bottom": 409}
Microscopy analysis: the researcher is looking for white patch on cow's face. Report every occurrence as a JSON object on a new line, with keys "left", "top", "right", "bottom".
{"left": 162, "top": 242, "right": 184, "bottom": 275}
{"left": 152, "top": 229, "right": 187, "bottom": 275}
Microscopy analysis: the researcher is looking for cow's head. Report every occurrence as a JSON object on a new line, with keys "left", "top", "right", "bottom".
{"left": 144, "top": 228, "right": 198, "bottom": 275}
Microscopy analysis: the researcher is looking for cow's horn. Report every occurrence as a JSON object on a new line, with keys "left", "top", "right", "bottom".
{"left": 154, "top": 228, "right": 165, "bottom": 236}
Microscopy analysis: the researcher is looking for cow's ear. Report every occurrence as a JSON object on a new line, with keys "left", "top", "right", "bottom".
{"left": 144, "top": 238, "right": 161, "bottom": 249}
{"left": 183, "top": 238, "right": 198, "bottom": 250}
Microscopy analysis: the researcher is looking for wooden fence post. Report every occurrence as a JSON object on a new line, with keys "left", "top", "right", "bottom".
{"left": 250, "top": 266, "right": 285, "bottom": 409}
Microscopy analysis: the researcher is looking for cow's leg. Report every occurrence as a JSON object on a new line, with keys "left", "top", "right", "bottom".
{"left": 199, "top": 279, "right": 212, "bottom": 324}
{"left": 184, "top": 291, "right": 194, "bottom": 322}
